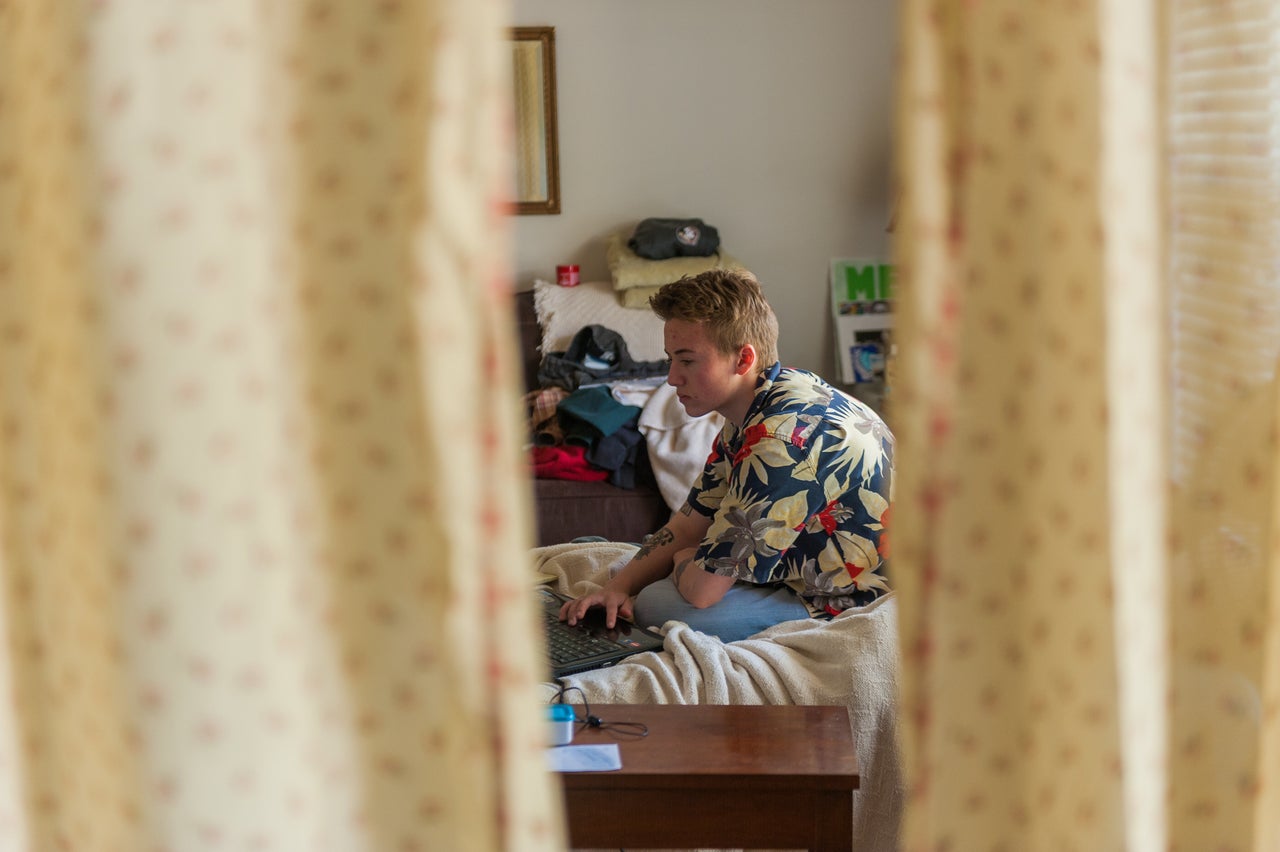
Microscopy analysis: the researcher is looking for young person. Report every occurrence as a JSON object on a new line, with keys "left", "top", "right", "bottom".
{"left": 560, "top": 269, "right": 894, "bottom": 642}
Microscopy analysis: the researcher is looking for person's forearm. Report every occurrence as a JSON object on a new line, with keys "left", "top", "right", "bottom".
{"left": 671, "top": 550, "right": 735, "bottom": 607}
{"left": 607, "top": 506, "right": 709, "bottom": 596}
{"left": 606, "top": 526, "right": 686, "bottom": 595}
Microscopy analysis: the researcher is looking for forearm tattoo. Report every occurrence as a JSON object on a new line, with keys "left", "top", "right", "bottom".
{"left": 636, "top": 526, "right": 674, "bottom": 559}
{"left": 678, "top": 501, "right": 693, "bottom": 516}
{"left": 672, "top": 556, "right": 692, "bottom": 585}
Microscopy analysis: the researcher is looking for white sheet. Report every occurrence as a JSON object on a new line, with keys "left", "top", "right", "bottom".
{"left": 637, "top": 382, "right": 724, "bottom": 512}
{"left": 533, "top": 541, "right": 903, "bottom": 852}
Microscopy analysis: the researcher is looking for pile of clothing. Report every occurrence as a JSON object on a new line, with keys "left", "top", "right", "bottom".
{"left": 527, "top": 383, "right": 652, "bottom": 487}
{"left": 524, "top": 319, "right": 723, "bottom": 506}
{"left": 527, "top": 324, "right": 667, "bottom": 488}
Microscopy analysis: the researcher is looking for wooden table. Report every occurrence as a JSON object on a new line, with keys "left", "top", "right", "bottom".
{"left": 558, "top": 703, "right": 859, "bottom": 851}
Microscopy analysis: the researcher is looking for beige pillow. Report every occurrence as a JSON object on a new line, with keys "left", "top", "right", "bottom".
{"left": 619, "top": 285, "right": 662, "bottom": 309}
{"left": 532, "top": 278, "right": 667, "bottom": 362}
{"left": 606, "top": 232, "right": 746, "bottom": 290}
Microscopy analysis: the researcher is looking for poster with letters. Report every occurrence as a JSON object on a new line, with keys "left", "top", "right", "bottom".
{"left": 830, "top": 259, "right": 893, "bottom": 385}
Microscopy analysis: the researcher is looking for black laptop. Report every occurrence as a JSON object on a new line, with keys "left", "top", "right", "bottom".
{"left": 537, "top": 586, "right": 665, "bottom": 678}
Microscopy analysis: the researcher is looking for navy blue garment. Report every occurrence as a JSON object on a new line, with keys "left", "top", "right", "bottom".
{"left": 585, "top": 416, "right": 646, "bottom": 489}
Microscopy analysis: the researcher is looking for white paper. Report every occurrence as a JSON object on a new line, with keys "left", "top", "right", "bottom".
{"left": 545, "top": 743, "right": 622, "bottom": 772}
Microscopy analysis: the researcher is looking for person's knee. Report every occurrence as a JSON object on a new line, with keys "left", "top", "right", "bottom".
{"left": 634, "top": 579, "right": 808, "bottom": 643}
{"left": 634, "top": 584, "right": 741, "bottom": 641}
{"left": 632, "top": 579, "right": 686, "bottom": 628}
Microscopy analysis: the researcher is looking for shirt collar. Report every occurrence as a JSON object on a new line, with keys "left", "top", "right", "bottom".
{"left": 726, "top": 361, "right": 782, "bottom": 443}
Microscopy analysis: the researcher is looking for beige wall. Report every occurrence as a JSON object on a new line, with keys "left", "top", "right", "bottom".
{"left": 511, "top": 0, "right": 898, "bottom": 378}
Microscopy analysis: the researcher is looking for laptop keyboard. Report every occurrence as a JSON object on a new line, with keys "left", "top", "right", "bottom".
{"left": 543, "top": 608, "right": 621, "bottom": 665}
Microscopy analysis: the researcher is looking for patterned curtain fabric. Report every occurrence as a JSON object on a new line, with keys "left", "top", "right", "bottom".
{"left": 0, "top": 2, "right": 561, "bottom": 851}
{"left": 894, "top": 1, "right": 1279, "bottom": 850}
{"left": 1165, "top": 3, "right": 1280, "bottom": 850}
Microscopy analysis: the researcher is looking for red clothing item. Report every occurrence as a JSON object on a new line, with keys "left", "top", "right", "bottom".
{"left": 531, "top": 444, "right": 609, "bottom": 481}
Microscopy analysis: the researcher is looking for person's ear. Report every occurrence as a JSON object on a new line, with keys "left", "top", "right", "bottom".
{"left": 735, "top": 344, "right": 757, "bottom": 376}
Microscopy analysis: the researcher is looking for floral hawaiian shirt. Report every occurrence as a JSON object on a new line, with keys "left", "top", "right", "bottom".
{"left": 686, "top": 363, "right": 894, "bottom": 616}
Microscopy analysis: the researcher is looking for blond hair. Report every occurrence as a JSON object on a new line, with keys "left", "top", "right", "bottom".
{"left": 648, "top": 269, "right": 779, "bottom": 371}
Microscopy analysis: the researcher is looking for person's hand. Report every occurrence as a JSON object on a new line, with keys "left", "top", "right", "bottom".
{"left": 559, "top": 586, "right": 634, "bottom": 629}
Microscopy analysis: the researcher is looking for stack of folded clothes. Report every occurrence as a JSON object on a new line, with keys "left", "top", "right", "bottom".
{"left": 607, "top": 217, "right": 750, "bottom": 308}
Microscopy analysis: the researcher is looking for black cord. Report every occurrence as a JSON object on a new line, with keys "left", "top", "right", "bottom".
{"left": 551, "top": 679, "right": 648, "bottom": 738}
{"left": 584, "top": 713, "right": 648, "bottom": 738}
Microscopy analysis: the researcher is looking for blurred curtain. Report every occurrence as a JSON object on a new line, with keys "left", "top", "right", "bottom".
{"left": 0, "top": 2, "right": 561, "bottom": 851}
{"left": 893, "top": 0, "right": 1280, "bottom": 849}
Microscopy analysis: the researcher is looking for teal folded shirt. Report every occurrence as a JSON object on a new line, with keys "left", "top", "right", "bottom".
{"left": 557, "top": 385, "right": 642, "bottom": 440}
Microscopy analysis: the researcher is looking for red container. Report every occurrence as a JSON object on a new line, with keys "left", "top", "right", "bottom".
{"left": 556, "top": 264, "right": 580, "bottom": 287}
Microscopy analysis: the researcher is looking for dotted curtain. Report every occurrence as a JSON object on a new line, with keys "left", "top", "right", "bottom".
{"left": 894, "top": 0, "right": 1165, "bottom": 849}
{"left": 0, "top": 2, "right": 561, "bottom": 851}
{"left": 893, "top": 1, "right": 1280, "bottom": 851}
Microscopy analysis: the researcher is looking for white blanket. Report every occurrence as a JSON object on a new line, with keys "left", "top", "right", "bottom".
{"left": 535, "top": 541, "right": 903, "bottom": 852}
{"left": 637, "top": 383, "right": 725, "bottom": 512}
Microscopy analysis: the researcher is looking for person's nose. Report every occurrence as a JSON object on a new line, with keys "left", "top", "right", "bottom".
{"left": 666, "top": 364, "right": 681, "bottom": 387}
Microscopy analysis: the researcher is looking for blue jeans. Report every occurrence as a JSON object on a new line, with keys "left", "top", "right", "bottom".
{"left": 632, "top": 576, "right": 810, "bottom": 643}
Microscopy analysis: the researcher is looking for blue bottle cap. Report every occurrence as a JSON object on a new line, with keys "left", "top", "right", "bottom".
{"left": 547, "top": 704, "right": 576, "bottom": 722}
